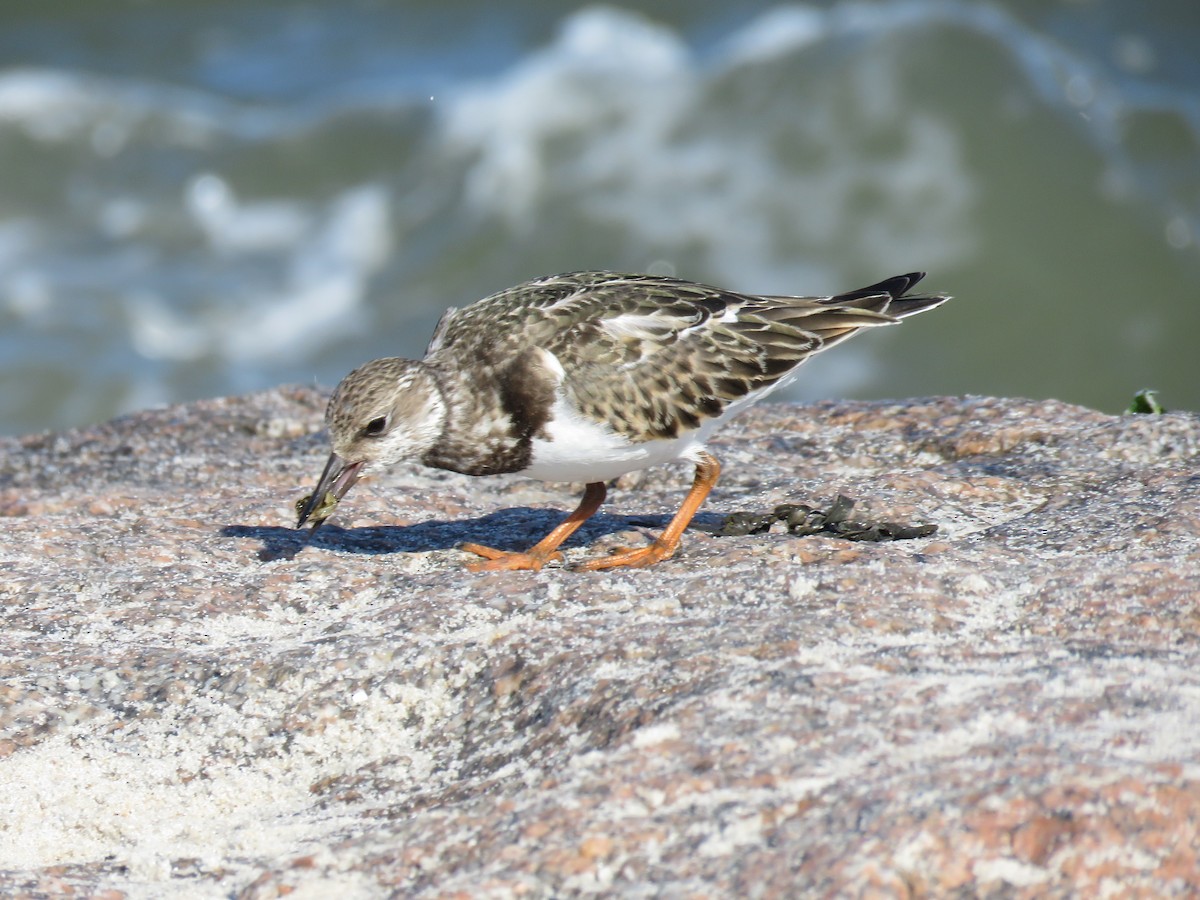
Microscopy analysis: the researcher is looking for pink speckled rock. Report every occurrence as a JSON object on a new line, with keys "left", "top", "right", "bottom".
{"left": 1, "top": 389, "right": 1198, "bottom": 897}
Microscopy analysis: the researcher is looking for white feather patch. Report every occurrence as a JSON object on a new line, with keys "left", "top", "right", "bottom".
{"left": 525, "top": 395, "right": 678, "bottom": 482}
{"left": 598, "top": 314, "right": 670, "bottom": 341}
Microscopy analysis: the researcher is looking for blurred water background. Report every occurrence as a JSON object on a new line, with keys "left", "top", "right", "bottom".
{"left": 0, "top": 0, "right": 1198, "bottom": 436}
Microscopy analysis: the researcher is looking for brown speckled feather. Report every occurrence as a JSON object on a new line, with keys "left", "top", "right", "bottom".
{"left": 424, "top": 271, "right": 946, "bottom": 446}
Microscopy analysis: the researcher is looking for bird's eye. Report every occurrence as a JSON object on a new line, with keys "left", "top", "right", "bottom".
{"left": 363, "top": 416, "right": 388, "bottom": 437}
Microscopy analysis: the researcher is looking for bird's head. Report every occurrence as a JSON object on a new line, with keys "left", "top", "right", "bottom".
{"left": 296, "top": 358, "right": 446, "bottom": 530}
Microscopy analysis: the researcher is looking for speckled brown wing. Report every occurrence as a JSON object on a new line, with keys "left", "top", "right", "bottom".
{"left": 427, "top": 272, "right": 945, "bottom": 442}
{"left": 544, "top": 273, "right": 941, "bottom": 441}
{"left": 422, "top": 273, "right": 621, "bottom": 359}
{"left": 537, "top": 279, "right": 812, "bottom": 440}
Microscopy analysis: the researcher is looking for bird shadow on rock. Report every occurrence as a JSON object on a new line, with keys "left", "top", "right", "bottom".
{"left": 222, "top": 507, "right": 724, "bottom": 563}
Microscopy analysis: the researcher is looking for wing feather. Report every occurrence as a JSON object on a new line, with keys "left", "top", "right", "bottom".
{"left": 426, "top": 271, "right": 947, "bottom": 441}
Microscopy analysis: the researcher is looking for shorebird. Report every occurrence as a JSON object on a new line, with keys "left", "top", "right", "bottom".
{"left": 296, "top": 271, "right": 948, "bottom": 571}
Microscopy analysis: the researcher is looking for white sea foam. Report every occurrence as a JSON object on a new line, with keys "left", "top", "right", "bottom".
{"left": 131, "top": 183, "right": 392, "bottom": 364}
{"left": 720, "top": 4, "right": 827, "bottom": 67}
{"left": 438, "top": 4, "right": 977, "bottom": 294}
{"left": 442, "top": 8, "right": 693, "bottom": 226}
{"left": 185, "top": 173, "right": 310, "bottom": 255}
{"left": 222, "top": 183, "right": 391, "bottom": 362}
{"left": 0, "top": 222, "right": 48, "bottom": 318}
{"left": 1, "top": 1, "right": 1198, "bottom": 434}
{"left": 128, "top": 292, "right": 209, "bottom": 362}
{"left": 0, "top": 66, "right": 342, "bottom": 146}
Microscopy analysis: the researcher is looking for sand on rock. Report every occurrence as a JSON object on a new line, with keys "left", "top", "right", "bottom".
{"left": 1, "top": 388, "right": 1198, "bottom": 897}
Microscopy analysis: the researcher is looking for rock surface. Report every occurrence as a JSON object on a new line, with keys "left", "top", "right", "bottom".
{"left": 1, "top": 389, "right": 1198, "bottom": 898}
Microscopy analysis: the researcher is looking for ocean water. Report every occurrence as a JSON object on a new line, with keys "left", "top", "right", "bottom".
{"left": 1, "top": 0, "right": 1198, "bottom": 436}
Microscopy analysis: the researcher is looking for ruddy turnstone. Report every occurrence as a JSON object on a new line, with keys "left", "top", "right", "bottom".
{"left": 296, "top": 271, "right": 949, "bottom": 571}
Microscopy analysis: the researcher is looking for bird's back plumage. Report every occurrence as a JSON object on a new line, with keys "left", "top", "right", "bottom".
{"left": 424, "top": 271, "right": 946, "bottom": 450}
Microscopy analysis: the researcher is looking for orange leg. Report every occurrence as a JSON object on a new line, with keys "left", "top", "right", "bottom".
{"left": 463, "top": 481, "right": 608, "bottom": 572}
{"left": 577, "top": 452, "right": 720, "bottom": 571}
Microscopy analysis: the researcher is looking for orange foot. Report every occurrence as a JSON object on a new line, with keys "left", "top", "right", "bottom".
{"left": 461, "top": 542, "right": 563, "bottom": 572}
{"left": 574, "top": 540, "right": 678, "bottom": 571}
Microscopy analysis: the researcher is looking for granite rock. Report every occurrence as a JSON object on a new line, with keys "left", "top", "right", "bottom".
{"left": 1, "top": 389, "right": 1198, "bottom": 897}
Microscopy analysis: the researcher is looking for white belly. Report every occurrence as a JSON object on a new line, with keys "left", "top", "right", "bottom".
{"left": 523, "top": 383, "right": 781, "bottom": 483}
{"left": 522, "top": 349, "right": 807, "bottom": 483}
{"left": 524, "top": 396, "right": 702, "bottom": 482}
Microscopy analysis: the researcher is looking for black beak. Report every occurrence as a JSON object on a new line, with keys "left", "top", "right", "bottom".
{"left": 296, "top": 452, "right": 364, "bottom": 531}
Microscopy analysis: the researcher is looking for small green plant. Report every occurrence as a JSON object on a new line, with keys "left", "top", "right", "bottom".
{"left": 1128, "top": 389, "right": 1166, "bottom": 414}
